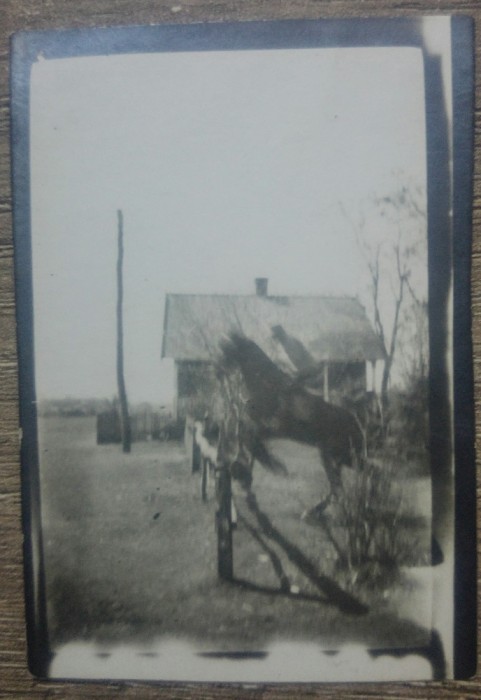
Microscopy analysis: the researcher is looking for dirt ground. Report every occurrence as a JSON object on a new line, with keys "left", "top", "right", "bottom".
{"left": 37, "top": 416, "right": 433, "bottom": 657}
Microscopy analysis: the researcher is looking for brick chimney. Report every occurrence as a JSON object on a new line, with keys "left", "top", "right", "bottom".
{"left": 255, "top": 278, "right": 268, "bottom": 297}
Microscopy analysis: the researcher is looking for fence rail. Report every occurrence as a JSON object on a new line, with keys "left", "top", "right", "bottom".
{"left": 96, "top": 410, "right": 181, "bottom": 444}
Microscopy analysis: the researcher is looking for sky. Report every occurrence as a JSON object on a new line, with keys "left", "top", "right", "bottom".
{"left": 29, "top": 34, "right": 440, "bottom": 404}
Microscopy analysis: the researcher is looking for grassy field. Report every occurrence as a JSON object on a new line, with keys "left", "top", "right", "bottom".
{"left": 38, "top": 416, "right": 432, "bottom": 655}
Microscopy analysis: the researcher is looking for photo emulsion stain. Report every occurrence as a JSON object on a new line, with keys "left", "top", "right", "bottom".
{"left": 11, "top": 15, "right": 475, "bottom": 682}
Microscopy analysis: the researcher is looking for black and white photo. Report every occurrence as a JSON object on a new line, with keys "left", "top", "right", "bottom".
{"left": 11, "top": 15, "right": 475, "bottom": 682}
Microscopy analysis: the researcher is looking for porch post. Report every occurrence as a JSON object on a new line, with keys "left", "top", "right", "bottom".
{"left": 366, "top": 360, "right": 376, "bottom": 393}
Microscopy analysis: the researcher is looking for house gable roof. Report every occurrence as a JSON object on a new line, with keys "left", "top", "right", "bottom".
{"left": 162, "top": 293, "right": 386, "bottom": 368}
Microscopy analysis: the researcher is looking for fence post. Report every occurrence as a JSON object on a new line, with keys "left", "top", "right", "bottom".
{"left": 216, "top": 463, "right": 233, "bottom": 580}
{"left": 201, "top": 457, "right": 208, "bottom": 502}
{"left": 116, "top": 209, "right": 131, "bottom": 453}
{"left": 192, "top": 428, "right": 201, "bottom": 473}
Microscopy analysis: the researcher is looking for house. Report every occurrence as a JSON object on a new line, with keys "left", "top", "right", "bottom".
{"left": 161, "top": 279, "right": 386, "bottom": 421}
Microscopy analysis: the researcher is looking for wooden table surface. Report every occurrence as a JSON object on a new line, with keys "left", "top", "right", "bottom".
{"left": 0, "top": 0, "right": 479, "bottom": 697}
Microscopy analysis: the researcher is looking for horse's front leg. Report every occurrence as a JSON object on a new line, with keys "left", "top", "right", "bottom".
{"left": 302, "top": 447, "right": 341, "bottom": 522}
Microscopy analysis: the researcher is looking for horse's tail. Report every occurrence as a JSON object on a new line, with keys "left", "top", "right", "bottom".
{"left": 251, "top": 438, "right": 289, "bottom": 476}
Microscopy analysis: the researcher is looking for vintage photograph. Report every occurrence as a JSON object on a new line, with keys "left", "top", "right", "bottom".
{"left": 11, "top": 16, "right": 474, "bottom": 682}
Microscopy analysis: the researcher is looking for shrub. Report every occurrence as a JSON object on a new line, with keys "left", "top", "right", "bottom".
{"left": 332, "top": 459, "right": 420, "bottom": 587}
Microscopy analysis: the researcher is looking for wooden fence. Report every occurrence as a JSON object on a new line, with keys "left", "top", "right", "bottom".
{"left": 96, "top": 410, "right": 180, "bottom": 444}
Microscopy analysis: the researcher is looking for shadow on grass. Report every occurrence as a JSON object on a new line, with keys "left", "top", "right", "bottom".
{"left": 244, "top": 491, "right": 369, "bottom": 616}
{"left": 231, "top": 576, "right": 329, "bottom": 605}
{"left": 237, "top": 512, "right": 292, "bottom": 593}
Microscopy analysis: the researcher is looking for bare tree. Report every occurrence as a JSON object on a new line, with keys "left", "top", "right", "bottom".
{"left": 116, "top": 209, "right": 131, "bottom": 453}
{"left": 342, "top": 180, "right": 428, "bottom": 408}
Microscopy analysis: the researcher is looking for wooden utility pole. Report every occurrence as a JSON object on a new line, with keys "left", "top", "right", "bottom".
{"left": 116, "top": 209, "right": 131, "bottom": 453}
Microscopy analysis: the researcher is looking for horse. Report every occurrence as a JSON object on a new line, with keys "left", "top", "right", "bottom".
{"left": 219, "top": 332, "right": 366, "bottom": 517}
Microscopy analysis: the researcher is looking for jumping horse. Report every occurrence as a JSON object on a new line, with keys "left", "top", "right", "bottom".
{"left": 220, "top": 332, "right": 366, "bottom": 517}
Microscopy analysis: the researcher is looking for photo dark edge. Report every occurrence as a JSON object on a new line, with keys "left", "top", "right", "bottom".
{"left": 451, "top": 14, "right": 477, "bottom": 681}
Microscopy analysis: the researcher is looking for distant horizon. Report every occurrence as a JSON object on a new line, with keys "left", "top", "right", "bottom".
{"left": 36, "top": 395, "right": 174, "bottom": 405}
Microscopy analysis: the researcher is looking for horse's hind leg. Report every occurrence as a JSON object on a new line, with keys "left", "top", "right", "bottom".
{"left": 321, "top": 447, "right": 342, "bottom": 499}
{"left": 302, "top": 447, "right": 341, "bottom": 522}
